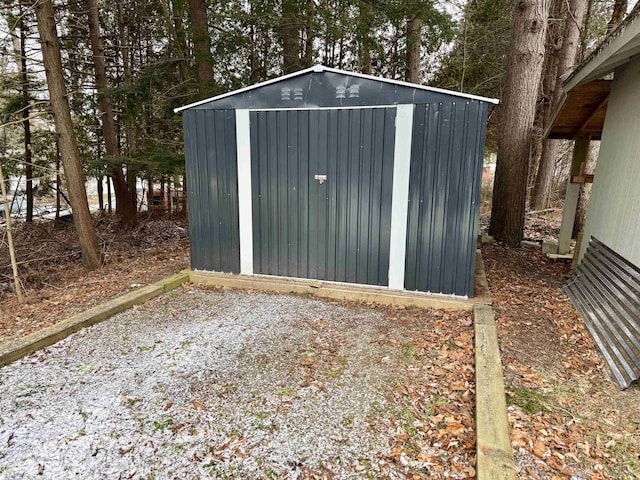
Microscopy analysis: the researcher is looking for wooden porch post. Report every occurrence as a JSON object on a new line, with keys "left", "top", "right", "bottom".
{"left": 558, "top": 134, "right": 590, "bottom": 254}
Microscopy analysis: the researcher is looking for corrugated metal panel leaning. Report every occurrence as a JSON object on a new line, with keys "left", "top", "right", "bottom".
{"left": 564, "top": 237, "right": 640, "bottom": 389}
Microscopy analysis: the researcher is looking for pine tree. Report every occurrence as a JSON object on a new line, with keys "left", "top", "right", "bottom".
{"left": 489, "top": 0, "right": 550, "bottom": 245}
{"left": 34, "top": 0, "right": 102, "bottom": 270}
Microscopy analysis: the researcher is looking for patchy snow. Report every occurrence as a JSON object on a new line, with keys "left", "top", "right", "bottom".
{"left": 0, "top": 287, "right": 412, "bottom": 479}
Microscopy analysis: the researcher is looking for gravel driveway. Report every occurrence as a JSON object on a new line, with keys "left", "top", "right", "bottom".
{"left": 0, "top": 285, "right": 476, "bottom": 479}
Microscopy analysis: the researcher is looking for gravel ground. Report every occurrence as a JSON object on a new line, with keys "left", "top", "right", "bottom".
{"left": 0, "top": 286, "right": 475, "bottom": 479}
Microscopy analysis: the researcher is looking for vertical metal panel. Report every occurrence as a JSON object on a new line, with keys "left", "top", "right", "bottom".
{"left": 250, "top": 107, "right": 396, "bottom": 286}
{"left": 404, "top": 101, "right": 488, "bottom": 296}
{"left": 564, "top": 237, "right": 640, "bottom": 389}
{"left": 183, "top": 109, "right": 240, "bottom": 273}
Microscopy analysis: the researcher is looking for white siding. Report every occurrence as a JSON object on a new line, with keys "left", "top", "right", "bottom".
{"left": 581, "top": 55, "right": 640, "bottom": 267}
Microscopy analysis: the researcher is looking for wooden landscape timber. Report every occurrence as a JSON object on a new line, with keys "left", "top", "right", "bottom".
{"left": 0, "top": 255, "right": 524, "bottom": 479}
{"left": 0, "top": 273, "right": 189, "bottom": 367}
{"left": 474, "top": 304, "right": 517, "bottom": 480}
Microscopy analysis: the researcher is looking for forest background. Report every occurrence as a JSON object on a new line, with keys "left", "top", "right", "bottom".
{"left": 0, "top": 0, "right": 635, "bottom": 270}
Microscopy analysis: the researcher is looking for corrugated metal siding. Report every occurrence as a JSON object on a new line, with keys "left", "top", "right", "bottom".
{"left": 184, "top": 109, "right": 240, "bottom": 272}
{"left": 250, "top": 108, "right": 396, "bottom": 285}
{"left": 564, "top": 237, "right": 640, "bottom": 389}
{"left": 404, "top": 101, "right": 488, "bottom": 297}
{"left": 580, "top": 55, "right": 640, "bottom": 266}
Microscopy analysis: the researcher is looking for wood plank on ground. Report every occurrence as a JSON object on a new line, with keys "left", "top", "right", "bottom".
{"left": 0, "top": 272, "right": 190, "bottom": 367}
{"left": 474, "top": 304, "right": 517, "bottom": 480}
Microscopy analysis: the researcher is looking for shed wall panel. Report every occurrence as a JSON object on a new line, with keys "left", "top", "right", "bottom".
{"left": 581, "top": 56, "right": 640, "bottom": 268}
{"left": 404, "top": 101, "right": 487, "bottom": 296}
{"left": 184, "top": 109, "right": 240, "bottom": 272}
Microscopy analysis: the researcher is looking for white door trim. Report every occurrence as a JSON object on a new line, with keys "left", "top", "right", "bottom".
{"left": 236, "top": 109, "right": 253, "bottom": 275}
{"left": 388, "top": 104, "right": 414, "bottom": 290}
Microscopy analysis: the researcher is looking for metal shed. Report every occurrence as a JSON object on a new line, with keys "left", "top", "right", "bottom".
{"left": 175, "top": 65, "right": 497, "bottom": 297}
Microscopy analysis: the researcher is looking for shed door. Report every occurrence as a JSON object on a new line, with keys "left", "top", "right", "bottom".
{"left": 250, "top": 108, "right": 396, "bottom": 286}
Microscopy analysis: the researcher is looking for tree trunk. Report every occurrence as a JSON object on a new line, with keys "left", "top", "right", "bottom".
{"left": 161, "top": 0, "right": 190, "bottom": 82}
{"left": 97, "top": 177, "right": 104, "bottom": 211}
{"left": 573, "top": 141, "right": 598, "bottom": 236}
{"left": 21, "top": 27, "right": 33, "bottom": 223}
{"left": 54, "top": 135, "right": 61, "bottom": 228}
{"left": 87, "top": 0, "right": 137, "bottom": 226}
{"left": 530, "top": 0, "right": 588, "bottom": 211}
{"left": 118, "top": 0, "right": 137, "bottom": 156}
{"left": 357, "top": 1, "right": 373, "bottom": 74}
{"left": 249, "top": 1, "right": 261, "bottom": 83}
{"left": 529, "top": 0, "right": 563, "bottom": 190}
{"left": 405, "top": 16, "right": 422, "bottom": 83}
{"left": 578, "top": 0, "right": 594, "bottom": 61}
{"left": 35, "top": 0, "right": 102, "bottom": 270}
{"left": 12, "top": 21, "right": 33, "bottom": 222}
{"left": 489, "top": 0, "right": 550, "bottom": 246}
{"left": 279, "top": 0, "right": 301, "bottom": 73}
{"left": 107, "top": 176, "right": 112, "bottom": 213}
{"left": 607, "top": 0, "right": 627, "bottom": 32}
{"left": 303, "top": 0, "right": 314, "bottom": 67}
{"left": 147, "top": 173, "right": 153, "bottom": 211}
{"left": 127, "top": 166, "right": 137, "bottom": 211}
{"left": 188, "top": 0, "right": 214, "bottom": 93}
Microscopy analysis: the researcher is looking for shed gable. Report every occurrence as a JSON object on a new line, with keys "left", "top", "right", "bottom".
{"left": 189, "top": 71, "right": 466, "bottom": 110}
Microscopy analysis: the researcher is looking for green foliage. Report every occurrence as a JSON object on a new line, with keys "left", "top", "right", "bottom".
{"left": 506, "top": 386, "right": 549, "bottom": 415}
{"left": 434, "top": 0, "right": 512, "bottom": 99}
{"left": 0, "top": 0, "right": 626, "bottom": 213}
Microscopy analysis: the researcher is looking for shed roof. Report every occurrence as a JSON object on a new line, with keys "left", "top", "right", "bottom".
{"left": 174, "top": 65, "right": 499, "bottom": 113}
{"left": 547, "top": 5, "right": 640, "bottom": 140}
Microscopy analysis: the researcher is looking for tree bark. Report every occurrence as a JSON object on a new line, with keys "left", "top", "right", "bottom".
{"left": 573, "top": 141, "right": 598, "bottom": 236}
{"left": 188, "top": 0, "right": 214, "bottom": 92}
{"left": 405, "top": 16, "right": 422, "bottom": 83}
{"left": 97, "top": 177, "right": 104, "bottom": 211}
{"left": 489, "top": 0, "right": 550, "bottom": 246}
{"left": 87, "top": 0, "right": 137, "bottom": 226}
{"left": 12, "top": 21, "right": 33, "bottom": 222}
{"left": 529, "top": 0, "right": 562, "bottom": 189}
{"left": 35, "top": 0, "right": 102, "bottom": 270}
{"left": 279, "top": 0, "right": 301, "bottom": 73}
{"left": 607, "top": 0, "right": 627, "bottom": 32}
{"left": 161, "top": 0, "right": 190, "bottom": 82}
{"left": 530, "top": 0, "right": 588, "bottom": 210}
{"left": 107, "top": 176, "right": 112, "bottom": 213}
{"left": 54, "top": 135, "right": 61, "bottom": 227}
{"left": 21, "top": 26, "right": 33, "bottom": 223}
{"left": 303, "top": 0, "right": 314, "bottom": 67}
{"left": 357, "top": 1, "right": 373, "bottom": 74}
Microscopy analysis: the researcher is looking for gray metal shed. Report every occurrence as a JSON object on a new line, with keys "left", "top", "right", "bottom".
{"left": 175, "top": 65, "right": 497, "bottom": 297}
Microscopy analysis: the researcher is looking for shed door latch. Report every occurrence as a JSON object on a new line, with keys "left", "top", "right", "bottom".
{"left": 314, "top": 174, "right": 327, "bottom": 184}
